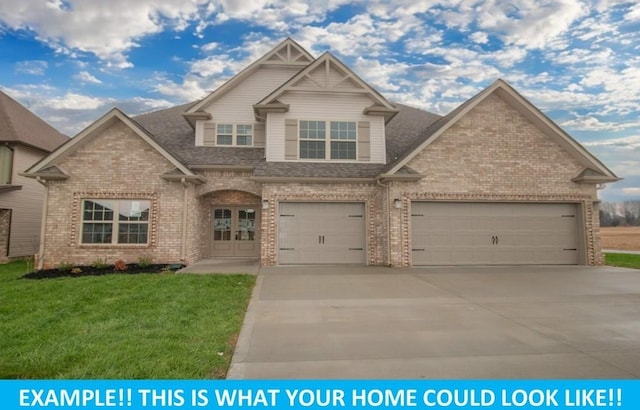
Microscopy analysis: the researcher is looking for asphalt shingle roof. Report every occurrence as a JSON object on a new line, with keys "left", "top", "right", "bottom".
{"left": 133, "top": 100, "right": 442, "bottom": 178}
{"left": 0, "top": 90, "right": 69, "bottom": 152}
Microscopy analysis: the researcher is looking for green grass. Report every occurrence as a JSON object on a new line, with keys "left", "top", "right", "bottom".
{"left": 0, "top": 260, "right": 255, "bottom": 379}
{"left": 605, "top": 253, "right": 640, "bottom": 269}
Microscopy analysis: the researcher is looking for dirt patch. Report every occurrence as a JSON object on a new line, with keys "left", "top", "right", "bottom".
{"left": 600, "top": 227, "right": 640, "bottom": 251}
{"left": 22, "top": 263, "right": 184, "bottom": 279}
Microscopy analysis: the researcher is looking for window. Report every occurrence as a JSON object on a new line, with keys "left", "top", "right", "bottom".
{"left": 0, "top": 145, "right": 13, "bottom": 184}
{"left": 216, "top": 124, "right": 233, "bottom": 145}
{"left": 299, "top": 120, "right": 326, "bottom": 159}
{"left": 330, "top": 121, "right": 357, "bottom": 160}
{"left": 299, "top": 120, "right": 356, "bottom": 160}
{"left": 81, "top": 199, "right": 150, "bottom": 244}
{"left": 216, "top": 124, "right": 253, "bottom": 146}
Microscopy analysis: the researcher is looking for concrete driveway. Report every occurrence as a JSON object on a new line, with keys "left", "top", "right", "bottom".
{"left": 227, "top": 265, "right": 640, "bottom": 379}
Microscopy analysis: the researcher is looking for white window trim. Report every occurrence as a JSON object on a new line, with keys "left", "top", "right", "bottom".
{"left": 216, "top": 123, "right": 254, "bottom": 147}
{"left": 80, "top": 199, "right": 151, "bottom": 245}
{"left": 298, "top": 120, "right": 358, "bottom": 161}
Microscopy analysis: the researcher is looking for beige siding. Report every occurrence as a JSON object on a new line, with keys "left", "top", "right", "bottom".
{"left": 42, "top": 121, "right": 190, "bottom": 269}
{"left": 266, "top": 92, "right": 386, "bottom": 162}
{"left": 0, "top": 145, "right": 47, "bottom": 257}
{"left": 206, "top": 66, "right": 301, "bottom": 122}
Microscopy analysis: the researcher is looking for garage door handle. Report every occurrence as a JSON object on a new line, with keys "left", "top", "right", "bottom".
{"left": 412, "top": 248, "right": 425, "bottom": 251}
{"left": 563, "top": 248, "right": 577, "bottom": 251}
{"left": 280, "top": 248, "right": 294, "bottom": 250}
{"left": 349, "top": 248, "right": 363, "bottom": 251}
{"left": 318, "top": 235, "right": 325, "bottom": 244}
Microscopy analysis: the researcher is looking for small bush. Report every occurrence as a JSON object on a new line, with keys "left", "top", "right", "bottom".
{"left": 91, "top": 258, "right": 108, "bottom": 269}
{"left": 114, "top": 259, "right": 128, "bottom": 272}
{"left": 71, "top": 267, "right": 82, "bottom": 274}
{"left": 138, "top": 255, "right": 152, "bottom": 268}
{"left": 57, "top": 262, "right": 74, "bottom": 272}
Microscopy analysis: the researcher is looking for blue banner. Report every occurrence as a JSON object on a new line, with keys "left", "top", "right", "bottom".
{"left": 1, "top": 380, "right": 637, "bottom": 410}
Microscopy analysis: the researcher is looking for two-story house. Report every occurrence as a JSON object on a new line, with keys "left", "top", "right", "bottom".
{"left": 24, "top": 38, "right": 619, "bottom": 269}
{"left": 0, "top": 90, "right": 68, "bottom": 262}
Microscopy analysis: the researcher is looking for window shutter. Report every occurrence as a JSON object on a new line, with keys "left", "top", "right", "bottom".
{"left": 357, "top": 121, "right": 370, "bottom": 161}
{"left": 203, "top": 122, "right": 216, "bottom": 146}
{"left": 285, "top": 119, "right": 298, "bottom": 160}
{"left": 254, "top": 122, "right": 266, "bottom": 147}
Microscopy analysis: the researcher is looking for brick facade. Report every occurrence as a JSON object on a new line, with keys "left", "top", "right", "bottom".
{"left": 39, "top": 93, "right": 606, "bottom": 269}
{"left": 389, "top": 94, "right": 602, "bottom": 267}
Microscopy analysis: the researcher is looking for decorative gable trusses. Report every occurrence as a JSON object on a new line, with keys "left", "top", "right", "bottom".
{"left": 254, "top": 52, "right": 398, "bottom": 123}
{"left": 383, "top": 79, "right": 619, "bottom": 183}
{"left": 22, "top": 108, "right": 204, "bottom": 184}
{"left": 183, "top": 38, "right": 314, "bottom": 127}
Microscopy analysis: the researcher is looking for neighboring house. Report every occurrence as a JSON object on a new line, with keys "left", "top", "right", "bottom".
{"left": 23, "top": 38, "right": 619, "bottom": 269}
{"left": 0, "top": 90, "right": 68, "bottom": 262}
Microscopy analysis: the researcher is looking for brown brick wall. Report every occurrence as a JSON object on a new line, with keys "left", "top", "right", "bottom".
{"left": 42, "top": 121, "right": 190, "bottom": 268}
{"left": 390, "top": 93, "right": 602, "bottom": 266}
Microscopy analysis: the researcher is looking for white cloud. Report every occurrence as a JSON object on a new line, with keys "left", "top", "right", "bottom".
{"left": 469, "top": 32, "right": 489, "bottom": 44}
{"left": 583, "top": 135, "right": 640, "bottom": 149}
{"left": 15, "top": 60, "right": 48, "bottom": 75}
{"left": 42, "top": 92, "right": 109, "bottom": 110}
{"left": 74, "top": 71, "right": 102, "bottom": 84}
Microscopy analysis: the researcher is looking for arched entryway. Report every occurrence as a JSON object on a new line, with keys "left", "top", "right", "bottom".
{"left": 203, "top": 190, "right": 261, "bottom": 258}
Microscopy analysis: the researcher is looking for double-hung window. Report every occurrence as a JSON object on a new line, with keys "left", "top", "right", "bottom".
{"left": 216, "top": 124, "right": 253, "bottom": 146}
{"left": 81, "top": 199, "right": 150, "bottom": 244}
{"left": 299, "top": 120, "right": 356, "bottom": 160}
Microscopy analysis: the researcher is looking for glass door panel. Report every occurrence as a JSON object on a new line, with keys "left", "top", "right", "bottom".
{"left": 237, "top": 208, "right": 256, "bottom": 241}
{"left": 213, "top": 208, "right": 232, "bottom": 241}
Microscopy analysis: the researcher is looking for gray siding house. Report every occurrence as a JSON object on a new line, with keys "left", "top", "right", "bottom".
{"left": 24, "top": 39, "right": 619, "bottom": 269}
{"left": 0, "top": 90, "right": 68, "bottom": 261}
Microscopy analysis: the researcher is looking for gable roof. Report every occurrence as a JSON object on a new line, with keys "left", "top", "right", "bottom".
{"left": 183, "top": 38, "right": 314, "bottom": 126}
{"left": 385, "top": 79, "right": 620, "bottom": 182}
{"left": 255, "top": 52, "right": 398, "bottom": 123}
{"left": 0, "top": 90, "right": 68, "bottom": 152}
{"left": 24, "top": 108, "right": 200, "bottom": 182}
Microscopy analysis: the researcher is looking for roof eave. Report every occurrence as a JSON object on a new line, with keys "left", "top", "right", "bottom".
{"left": 19, "top": 171, "right": 69, "bottom": 180}
{"left": 363, "top": 105, "right": 399, "bottom": 124}
{"left": 572, "top": 175, "right": 622, "bottom": 184}
{"left": 251, "top": 176, "right": 375, "bottom": 183}
{"left": 182, "top": 111, "right": 212, "bottom": 128}
{"left": 376, "top": 173, "right": 425, "bottom": 182}
{"left": 253, "top": 103, "right": 290, "bottom": 120}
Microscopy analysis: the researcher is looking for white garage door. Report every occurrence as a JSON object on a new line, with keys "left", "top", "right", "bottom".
{"left": 279, "top": 202, "right": 366, "bottom": 264}
{"left": 411, "top": 202, "right": 580, "bottom": 265}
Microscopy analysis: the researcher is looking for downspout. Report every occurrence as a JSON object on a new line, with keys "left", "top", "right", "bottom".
{"left": 35, "top": 177, "right": 48, "bottom": 270}
{"left": 180, "top": 178, "right": 188, "bottom": 262}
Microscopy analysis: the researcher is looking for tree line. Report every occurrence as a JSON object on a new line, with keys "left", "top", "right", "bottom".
{"left": 599, "top": 200, "right": 640, "bottom": 227}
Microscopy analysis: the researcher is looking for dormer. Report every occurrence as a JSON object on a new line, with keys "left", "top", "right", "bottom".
{"left": 183, "top": 38, "right": 314, "bottom": 148}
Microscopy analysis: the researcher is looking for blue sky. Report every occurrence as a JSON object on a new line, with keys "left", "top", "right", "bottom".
{"left": 0, "top": 0, "right": 638, "bottom": 201}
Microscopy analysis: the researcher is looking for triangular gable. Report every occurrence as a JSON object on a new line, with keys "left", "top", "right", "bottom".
{"left": 255, "top": 52, "right": 398, "bottom": 123}
{"left": 385, "top": 79, "right": 619, "bottom": 182}
{"left": 183, "top": 38, "right": 314, "bottom": 126}
{"left": 24, "top": 108, "right": 195, "bottom": 179}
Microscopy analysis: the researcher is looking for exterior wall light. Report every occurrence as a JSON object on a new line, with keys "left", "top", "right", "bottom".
{"left": 262, "top": 199, "right": 270, "bottom": 210}
{"left": 393, "top": 199, "right": 402, "bottom": 209}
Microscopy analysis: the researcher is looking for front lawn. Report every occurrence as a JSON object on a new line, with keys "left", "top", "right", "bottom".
{"left": 604, "top": 253, "right": 640, "bottom": 270}
{"left": 0, "top": 260, "right": 255, "bottom": 379}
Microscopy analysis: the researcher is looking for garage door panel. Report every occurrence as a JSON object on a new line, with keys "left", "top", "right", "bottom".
{"left": 279, "top": 202, "right": 365, "bottom": 265}
{"left": 412, "top": 202, "right": 579, "bottom": 265}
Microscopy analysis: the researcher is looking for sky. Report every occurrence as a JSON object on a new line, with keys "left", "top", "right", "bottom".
{"left": 0, "top": 0, "right": 638, "bottom": 202}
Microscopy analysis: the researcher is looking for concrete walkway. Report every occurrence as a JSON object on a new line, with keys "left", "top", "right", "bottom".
{"left": 228, "top": 265, "right": 640, "bottom": 379}
{"left": 603, "top": 249, "right": 640, "bottom": 255}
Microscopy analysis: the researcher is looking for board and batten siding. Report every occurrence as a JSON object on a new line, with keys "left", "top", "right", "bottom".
{"left": 0, "top": 145, "right": 48, "bottom": 257}
{"left": 266, "top": 92, "right": 386, "bottom": 163}
{"left": 195, "top": 65, "right": 301, "bottom": 147}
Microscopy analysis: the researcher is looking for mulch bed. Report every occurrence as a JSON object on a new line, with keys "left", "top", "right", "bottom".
{"left": 22, "top": 263, "right": 185, "bottom": 280}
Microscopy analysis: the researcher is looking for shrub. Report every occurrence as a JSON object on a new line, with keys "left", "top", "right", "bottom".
{"left": 71, "top": 267, "right": 82, "bottom": 274}
{"left": 91, "top": 258, "right": 108, "bottom": 269}
{"left": 57, "top": 262, "right": 74, "bottom": 272}
{"left": 114, "top": 259, "right": 128, "bottom": 272}
{"left": 137, "top": 255, "right": 152, "bottom": 268}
